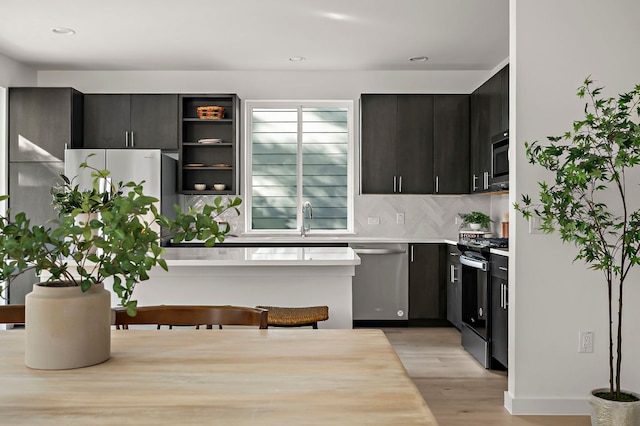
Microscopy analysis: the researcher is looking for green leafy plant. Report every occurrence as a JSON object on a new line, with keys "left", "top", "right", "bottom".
{"left": 0, "top": 158, "right": 242, "bottom": 316}
{"left": 515, "top": 77, "right": 640, "bottom": 402}
{"left": 459, "top": 211, "right": 492, "bottom": 230}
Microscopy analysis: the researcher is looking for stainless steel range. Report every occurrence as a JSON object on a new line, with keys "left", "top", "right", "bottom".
{"left": 457, "top": 238, "right": 508, "bottom": 368}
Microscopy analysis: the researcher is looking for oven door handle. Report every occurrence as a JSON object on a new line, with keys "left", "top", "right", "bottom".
{"left": 460, "top": 255, "right": 488, "bottom": 271}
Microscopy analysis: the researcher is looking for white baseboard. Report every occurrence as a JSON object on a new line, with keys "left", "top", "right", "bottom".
{"left": 504, "top": 390, "right": 591, "bottom": 415}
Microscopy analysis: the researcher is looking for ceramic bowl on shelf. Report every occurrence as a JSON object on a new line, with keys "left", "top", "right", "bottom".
{"left": 194, "top": 183, "right": 206, "bottom": 191}
{"left": 213, "top": 183, "right": 226, "bottom": 191}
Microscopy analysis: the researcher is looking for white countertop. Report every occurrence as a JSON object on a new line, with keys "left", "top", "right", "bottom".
{"left": 161, "top": 246, "right": 361, "bottom": 266}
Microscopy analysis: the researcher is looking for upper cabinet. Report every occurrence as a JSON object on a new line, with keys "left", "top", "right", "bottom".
{"left": 9, "top": 87, "right": 83, "bottom": 162}
{"left": 433, "top": 95, "right": 469, "bottom": 194}
{"left": 361, "top": 94, "right": 469, "bottom": 195}
{"left": 178, "top": 94, "right": 240, "bottom": 195}
{"left": 470, "top": 64, "right": 509, "bottom": 193}
{"left": 83, "top": 94, "right": 178, "bottom": 150}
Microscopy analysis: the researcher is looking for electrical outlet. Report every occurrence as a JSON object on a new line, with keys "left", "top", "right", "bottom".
{"left": 367, "top": 216, "right": 380, "bottom": 225}
{"left": 529, "top": 217, "right": 543, "bottom": 234}
{"left": 579, "top": 331, "right": 594, "bottom": 353}
{"left": 396, "top": 213, "right": 405, "bottom": 224}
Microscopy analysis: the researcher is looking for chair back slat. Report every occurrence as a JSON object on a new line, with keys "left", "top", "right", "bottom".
{"left": 0, "top": 305, "right": 26, "bottom": 324}
{"left": 114, "top": 305, "right": 268, "bottom": 329}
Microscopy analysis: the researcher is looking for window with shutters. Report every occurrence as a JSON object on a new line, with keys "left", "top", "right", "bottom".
{"left": 245, "top": 101, "right": 353, "bottom": 233}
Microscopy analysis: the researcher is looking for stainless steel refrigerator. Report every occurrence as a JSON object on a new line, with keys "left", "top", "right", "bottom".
{"left": 64, "top": 149, "right": 178, "bottom": 222}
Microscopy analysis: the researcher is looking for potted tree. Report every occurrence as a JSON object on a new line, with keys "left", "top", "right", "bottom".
{"left": 0, "top": 159, "right": 242, "bottom": 370}
{"left": 459, "top": 211, "right": 493, "bottom": 231}
{"left": 515, "top": 77, "right": 640, "bottom": 425}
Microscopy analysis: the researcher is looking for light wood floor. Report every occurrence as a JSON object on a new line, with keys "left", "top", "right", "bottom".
{"left": 382, "top": 327, "right": 590, "bottom": 426}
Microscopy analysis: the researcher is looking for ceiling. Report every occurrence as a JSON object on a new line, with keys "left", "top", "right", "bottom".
{"left": 0, "top": 0, "right": 509, "bottom": 72}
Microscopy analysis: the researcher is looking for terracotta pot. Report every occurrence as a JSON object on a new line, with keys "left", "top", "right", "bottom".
{"left": 589, "top": 388, "right": 640, "bottom": 426}
{"left": 25, "top": 281, "right": 111, "bottom": 370}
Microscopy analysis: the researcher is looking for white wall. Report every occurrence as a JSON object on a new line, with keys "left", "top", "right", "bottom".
{"left": 38, "top": 70, "right": 490, "bottom": 98}
{"left": 508, "top": 0, "right": 640, "bottom": 414}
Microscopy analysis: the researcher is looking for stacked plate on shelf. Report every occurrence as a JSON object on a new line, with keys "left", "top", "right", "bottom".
{"left": 198, "top": 138, "right": 222, "bottom": 144}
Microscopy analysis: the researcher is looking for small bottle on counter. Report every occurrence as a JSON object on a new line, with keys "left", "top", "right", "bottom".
{"left": 501, "top": 212, "right": 509, "bottom": 238}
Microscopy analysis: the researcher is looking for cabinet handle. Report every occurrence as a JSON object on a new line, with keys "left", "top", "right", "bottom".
{"left": 472, "top": 174, "right": 478, "bottom": 191}
{"left": 125, "top": 131, "right": 129, "bottom": 147}
{"left": 399, "top": 176, "right": 403, "bottom": 193}
{"left": 504, "top": 283, "right": 508, "bottom": 310}
{"left": 500, "top": 283, "right": 505, "bottom": 309}
{"left": 484, "top": 171, "right": 489, "bottom": 190}
{"left": 449, "top": 252, "right": 459, "bottom": 257}
{"left": 393, "top": 176, "right": 397, "bottom": 193}
{"left": 499, "top": 266, "right": 508, "bottom": 272}
{"left": 435, "top": 176, "right": 439, "bottom": 193}
{"left": 450, "top": 264, "right": 458, "bottom": 283}
{"left": 130, "top": 131, "right": 135, "bottom": 148}
{"left": 410, "top": 245, "right": 414, "bottom": 263}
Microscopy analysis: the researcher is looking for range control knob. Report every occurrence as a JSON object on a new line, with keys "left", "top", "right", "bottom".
{"left": 397, "top": 310, "right": 405, "bottom": 317}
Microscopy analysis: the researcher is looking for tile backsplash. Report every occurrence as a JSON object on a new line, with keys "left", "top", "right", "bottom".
{"left": 183, "top": 192, "right": 507, "bottom": 240}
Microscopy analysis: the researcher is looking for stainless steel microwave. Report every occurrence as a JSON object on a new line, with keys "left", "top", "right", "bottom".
{"left": 491, "top": 130, "right": 509, "bottom": 190}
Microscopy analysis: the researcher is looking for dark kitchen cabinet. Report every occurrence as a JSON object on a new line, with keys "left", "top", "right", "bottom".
{"left": 501, "top": 65, "right": 509, "bottom": 132}
{"left": 469, "top": 64, "right": 509, "bottom": 193}
{"left": 361, "top": 94, "right": 469, "bottom": 195}
{"left": 361, "top": 94, "right": 434, "bottom": 194}
{"left": 446, "top": 244, "right": 462, "bottom": 330}
{"left": 83, "top": 94, "right": 178, "bottom": 149}
{"left": 9, "top": 87, "right": 83, "bottom": 161}
{"left": 491, "top": 253, "right": 508, "bottom": 368}
{"left": 433, "top": 95, "right": 470, "bottom": 194}
{"left": 409, "top": 244, "right": 447, "bottom": 323}
{"left": 470, "top": 85, "right": 491, "bottom": 193}
{"left": 178, "top": 94, "right": 240, "bottom": 195}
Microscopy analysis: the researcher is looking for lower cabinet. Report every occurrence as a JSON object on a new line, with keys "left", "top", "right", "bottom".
{"left": 409, "top": 244, "right": 447, "bottom": 324}
{"left": 446, "top": 244, "right": 462, "bottom": 330}
{"left": 491, "top": 254, "right": 508, "bottom": 368}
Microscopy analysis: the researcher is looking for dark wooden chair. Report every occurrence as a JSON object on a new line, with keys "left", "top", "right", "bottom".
{"left": 113, "top": 305, "right": 268, "bottom": 330}
{"left": 0, "top": 304, "right": 26, "bottom": 324}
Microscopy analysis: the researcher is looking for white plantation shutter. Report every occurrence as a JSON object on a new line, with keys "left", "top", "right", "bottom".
{"left": 249, "top": 102, "right": 352, "bottom": 231}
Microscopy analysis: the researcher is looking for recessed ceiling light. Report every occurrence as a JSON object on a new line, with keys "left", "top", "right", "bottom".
{"left": 289, "top": 57, "right": 306, "bottom": 62}
{"left": 52, "top": 27, "right": 76, "bottom": 35}
{"left": 409, "top": 56, "right": 429, "bottom": 62}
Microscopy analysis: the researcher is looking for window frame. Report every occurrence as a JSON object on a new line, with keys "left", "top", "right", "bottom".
{"left": 243, "top": 100, "right": 355, "bottom": 235}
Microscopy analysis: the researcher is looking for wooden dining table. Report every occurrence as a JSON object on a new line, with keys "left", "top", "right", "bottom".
{"left": 0, "top": 329, "right": 439, "bottom": 425}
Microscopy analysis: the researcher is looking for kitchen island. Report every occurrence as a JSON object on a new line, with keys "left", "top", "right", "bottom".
{"left": 110, "top": 246, "right": 361, "bottom": 329}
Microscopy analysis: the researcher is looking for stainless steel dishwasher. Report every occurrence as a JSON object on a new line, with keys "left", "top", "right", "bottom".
{"left": 350, "top": 243, "right": 409, "bottom": 326}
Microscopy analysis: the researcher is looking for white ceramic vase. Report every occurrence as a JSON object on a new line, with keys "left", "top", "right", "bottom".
{"left": 469, "top": 223, "right": 482, "bottom": 230}
{"left": 589, "top": 388, "right": 640, "bottom": 426}
{"left": 25, "top": 281, "right": 111, "bottom": 370}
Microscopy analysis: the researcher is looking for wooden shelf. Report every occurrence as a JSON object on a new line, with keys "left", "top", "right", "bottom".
{"left": 182, "top": 118, "right": 233, "bottom": 123}
{"left": 178, "top": 94, "right": 239, "bottom": 195}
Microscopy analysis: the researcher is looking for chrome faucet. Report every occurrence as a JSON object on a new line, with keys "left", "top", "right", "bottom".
{"left": 301, "top": 201, "right": 313, "bottom": 237}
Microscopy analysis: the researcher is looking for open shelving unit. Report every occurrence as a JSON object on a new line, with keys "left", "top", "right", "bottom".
{"left": 178, "top": 94, "right": 240, "bottom": 195}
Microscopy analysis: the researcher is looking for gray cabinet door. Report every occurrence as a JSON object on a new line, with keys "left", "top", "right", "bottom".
{"left": 83, "top": 94, "right": 178, "bottom": 149}
{"left": 446, "top": 245, "right": 462, "bottom": 329}
{"left": 130, "top": 94, "right": 178, "bottom": 150}
{"left": 7, "top": 162, "right": 65, "bottom": 304}
{"left": 433, "top": 95, "right": 469, "bottom": 194}
{"left": 83, "top": 94, "right": 131, "bottom": 149}
{"left": 491, "top": 254, "right": 508, "bottom": 367}
{"left": 361, "top": 95, "right": 398, "bottom": 194}
{"left": 408, "top": 244, "right": 446, "bottom": 320}
{"left": 9, "top": 88, "right": 83, "bottom": 162}
{"left": 470, "top": 85, "right": 491, "bottom": 192}
{"left": 396, "top": 95, "right": 434, "bottom": 194}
